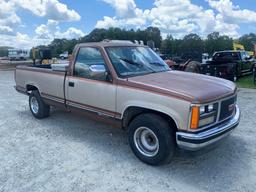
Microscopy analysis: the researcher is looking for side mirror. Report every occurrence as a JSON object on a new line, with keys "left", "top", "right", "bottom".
{"left": 89, "top": 65, "right": 107, "bottom": 80}
{"left": 247, "top": 56, "right": 253, "bottom": 60}
{"left": 51, "top": 64, "right": 69, "bottom": 72}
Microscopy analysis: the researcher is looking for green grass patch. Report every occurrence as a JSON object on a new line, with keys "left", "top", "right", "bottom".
{"left": 236, "top": 75, "right": 256, "bottom": 89}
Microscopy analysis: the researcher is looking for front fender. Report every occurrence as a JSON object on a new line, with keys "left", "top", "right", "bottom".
{"left": 120, "top": 100, "right": 189, "bottom": 130}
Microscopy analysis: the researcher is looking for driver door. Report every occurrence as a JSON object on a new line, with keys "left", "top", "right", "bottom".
{"left": 66, "top": 46, "right": 117, "bottom": 117}
{"left": 241, "top": 52, "right": 252, "bottom": 72}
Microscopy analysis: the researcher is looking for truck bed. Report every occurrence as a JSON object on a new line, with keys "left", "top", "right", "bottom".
{"left": 15, "top": 64, "right": 67, "bottom": 104}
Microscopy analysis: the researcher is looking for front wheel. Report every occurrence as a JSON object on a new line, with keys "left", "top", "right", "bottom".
{"left": 128, "top": 113, "right": 176, "bottom": 165}
{"left": 29, "top": 90, "right": 50, "bottom": 119}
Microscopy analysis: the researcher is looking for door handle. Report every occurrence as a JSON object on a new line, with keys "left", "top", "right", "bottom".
{"left": 69, "top": 82, "right": 75, "bottom": 87}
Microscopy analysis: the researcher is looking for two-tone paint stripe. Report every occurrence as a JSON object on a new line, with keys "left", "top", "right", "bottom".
{"left": 66, "top": 100, "right": 121, "bottom": 119}
{"left": 40, "top": 92, "right": 122, "bottom": 119}
{"left": 41, "top": 93, "right": 65, "bottom": 104}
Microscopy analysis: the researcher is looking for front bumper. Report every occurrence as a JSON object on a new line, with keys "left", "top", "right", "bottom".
{"left": 176, "top": 105, "right": 240, "bottom": 150}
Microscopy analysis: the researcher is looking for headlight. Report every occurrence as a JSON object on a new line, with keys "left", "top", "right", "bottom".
{"left": 190, "top": 103, "right": 218, "bottom": 130}
{"left": 199, "top": 104, "right": 214, "bottom": 114}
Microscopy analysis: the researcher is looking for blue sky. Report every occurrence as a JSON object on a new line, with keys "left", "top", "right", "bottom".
{"left": 0, "top": 0, "right": 256, "bottom": 48}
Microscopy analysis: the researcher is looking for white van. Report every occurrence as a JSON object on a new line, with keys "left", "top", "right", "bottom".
{"left": 8, "top": 49, "right": 30, "bottom": 60}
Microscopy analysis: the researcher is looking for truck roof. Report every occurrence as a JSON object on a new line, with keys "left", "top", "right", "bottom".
{"left": 77, "top": 40, "right": 146, "bottom": 48}
{"left": 215, "top": 50, "right": 246, "bottom": 53}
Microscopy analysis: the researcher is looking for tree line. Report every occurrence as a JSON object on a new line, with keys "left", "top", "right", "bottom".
{"left": 46, "top": 27, "right": 256, "bottom": 59}
{"left": 1, "top": 27, "right": 256, "bottom": 59}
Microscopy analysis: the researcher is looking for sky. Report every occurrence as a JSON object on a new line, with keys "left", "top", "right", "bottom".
{"left": 0, "top": 0, "right": 256, "bottom": 48}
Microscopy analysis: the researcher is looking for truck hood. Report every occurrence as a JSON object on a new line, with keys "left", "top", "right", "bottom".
{"left": 127, "top": 71, "right": 236, "bottom": 103}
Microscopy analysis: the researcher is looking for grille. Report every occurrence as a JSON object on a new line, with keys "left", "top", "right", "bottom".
{"left": 219, "top": 95, "right": 237, "bottom": 121}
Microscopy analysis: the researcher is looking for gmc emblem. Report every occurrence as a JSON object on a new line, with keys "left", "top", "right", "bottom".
{"left": 229, "top": 104, "right": 235, "bottom": 112}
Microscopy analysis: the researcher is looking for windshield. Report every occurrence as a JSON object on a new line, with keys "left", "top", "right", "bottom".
{"left": 106, "top": 46, "right": 170, "bottom": 78}
{"left": 241, "top": 51, "right": 250, "bottom": 60}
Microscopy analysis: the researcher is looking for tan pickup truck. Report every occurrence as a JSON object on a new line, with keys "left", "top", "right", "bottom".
{"left": 15, "top": 40, "right": 240, "bottom": 165}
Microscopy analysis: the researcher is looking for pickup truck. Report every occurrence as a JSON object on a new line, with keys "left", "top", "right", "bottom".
{"left": 165, "top": 50, "right": 255, "bottom": 81}
{"left": 15, "top": 40, "right": 240, "bottom": 165}
{"left": 201, "top": 50, "right": 255, "bottom": 81}
{"left": 184, "top": 50, "right": 255, "bottom": 81}
{"left": 59, "top": 51, "right": 69, "bottom": 60}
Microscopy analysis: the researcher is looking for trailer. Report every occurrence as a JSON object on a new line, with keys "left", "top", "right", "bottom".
{"left": 8, "top": 49, "right": 30, "bottom": 61}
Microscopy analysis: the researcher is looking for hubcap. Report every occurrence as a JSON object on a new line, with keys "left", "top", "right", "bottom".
{"left": 30, "top": 97, "right": 39, "bottom": 114}
{"left": 134, "top": 127, "right": 159, "bottom": 157}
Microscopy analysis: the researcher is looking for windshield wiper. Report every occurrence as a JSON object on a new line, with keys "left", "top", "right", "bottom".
{"left": 149, "top": 62, "right": 166, "bottom": 66}
{"left": 119, "top": 57, "right": 143, "bottom": 67}
{"left": 119, "top": 57, "right": 157, "bottom": 74}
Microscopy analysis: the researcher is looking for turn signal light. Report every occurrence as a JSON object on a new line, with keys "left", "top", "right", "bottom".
{"left": 190, "top": 106, "right": 199, "bottom": 129}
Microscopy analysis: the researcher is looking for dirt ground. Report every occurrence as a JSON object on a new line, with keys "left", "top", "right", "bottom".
{"left": 0, "top": 70, "right": 255, "bottom": 192}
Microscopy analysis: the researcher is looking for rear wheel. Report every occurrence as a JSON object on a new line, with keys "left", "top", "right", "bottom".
{"left": 29, "top": 90, "right": 50, "bottom": 119}
{"left": 232, "top": 65, "right": 239, "bottom": 82}
{"left": 128, "top": 113, "right": 176, "bottom": 165}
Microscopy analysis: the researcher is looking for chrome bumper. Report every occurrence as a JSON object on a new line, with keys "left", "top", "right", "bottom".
{"left": 176, "top": 105, "right": 240, "bottom": 150}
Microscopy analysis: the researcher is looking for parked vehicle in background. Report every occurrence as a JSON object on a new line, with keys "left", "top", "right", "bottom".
{"left": 59, "top": 51, "right": 68, "bottom": 60}
{"left": 200, "top": 50, "right": 255, "bottom": 81}
{"left": 8, "top": 49, "right": 30, "bottom": 61}
{"left": 202, "top": 53, "right": 211, "bottom": 64}
{"left": 15, "top": 40, "right": 240, "bottom": 165}
{"left": 233, "top": 42, "right": 254, "bottom": 57}
{"left": 165, "top": 50, "right": 255, "bottom": 81}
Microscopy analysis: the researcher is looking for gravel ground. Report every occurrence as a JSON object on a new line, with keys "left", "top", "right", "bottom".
{"left": 0, "top": 70, "right": 256, "bottom": 192}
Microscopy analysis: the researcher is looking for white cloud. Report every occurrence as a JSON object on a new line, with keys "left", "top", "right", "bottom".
{"left": 56, "top": 27, "right": 85, "bottom": 39}
{"left": 35, "top": 20, "right": 85, "bottom": 40}
{"left": 0, "top": 25, "right": 85, "bottom": 49}
{"left": 142, "top": 0, "right": 240, "bottom": 37}
{"left": 0, "top": 0, "right": 81, "bottom": 38}
{"left": 96, "top": 16, "right": 120, "bottom": 28}
{"left": 12, "top": 0, "right": 81, "bottom": 22}
{"left": 102, "top": 0, "right": 138, "bottom": 18}
{"left": 207, "top": 0, "right": 256, "bottom": 24}
{"left": 0, "top": 0, "right": 21, "bottom": 30}
{"left": 35, "top": 20, "right": 60, "bottom": 39}
{"left": 98, "top": 0, "right": 146, "bottom": 28}
{"left": 0, "top": 26, "right": 14, "bottom": 35}
{"left": 0, "top": 32, "right": 48, "bottom": 48}
{"left": 0, "top": 0, "right": 83, "bottom": 48}
{"left": 97, "top": 0, "right": 254, "bottom": 38}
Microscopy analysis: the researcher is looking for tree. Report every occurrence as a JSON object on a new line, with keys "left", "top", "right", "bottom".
{"left": 179, "top": 33, "right": 204, "bottom": 61}
{"left": 144, "top": 27, "right": 162, "bottom": 48}
{"left": 205, "top": 32, "right": 233, "bottom": 54}
{"left": 160, "top": 34, "right": 173, "bottom": 56}
{"left": 0, "top": 46, "right": 12, "bottom": 57}
{"left": 36, "top": 27, "right": 256, "bottom": 60}
{"left": 238, "top": 33, "right": 256, "bottom": 51}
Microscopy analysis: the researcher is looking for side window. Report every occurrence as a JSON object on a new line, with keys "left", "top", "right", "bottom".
{"left": 240, "top": 52, "right": 248, "bottom": 61}
{"left": 74, "top": 47, "right": 107, "bottom": 81}
{"left": 231, "top": 52, "right": 239, "bottom": 60}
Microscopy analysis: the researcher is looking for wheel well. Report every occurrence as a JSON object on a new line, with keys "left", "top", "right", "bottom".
{"left": 26, "top": 85, "right": 38, "bottom": 93}
{"left": 122, "top": 106, "right": 178, "bottom": 132}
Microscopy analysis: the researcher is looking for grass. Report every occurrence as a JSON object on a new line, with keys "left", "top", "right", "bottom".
{"left": 236, "top": 75, "right": 256, "bottom": 89}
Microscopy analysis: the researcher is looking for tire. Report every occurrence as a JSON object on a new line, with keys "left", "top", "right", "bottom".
{"left": 231, "top": 65, "right": 238, "bottom": 82}
{"left": 29, "top": 90, "right": 50, "bottom": 119}
{"left": 233, "top": 73, "right": 238, "bottom": 82}
{"left": 184, "top": 61, "right": 201, "bottom": 73}
{"left": 128, "top": 113, "right": 176, "bottom": 165}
